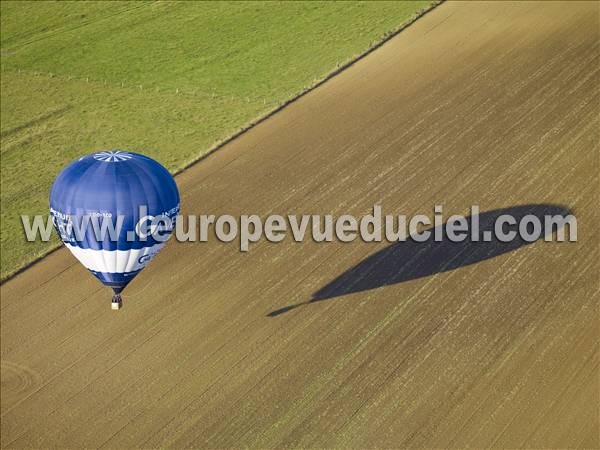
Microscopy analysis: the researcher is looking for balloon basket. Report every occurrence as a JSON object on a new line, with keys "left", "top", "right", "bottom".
{"left": 111, "top": 294, "right": 123, "bottom": 310}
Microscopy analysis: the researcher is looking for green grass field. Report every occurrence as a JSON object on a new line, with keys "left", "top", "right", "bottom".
{"left": 1, "top": 1, "right": 433, "bottom": 279}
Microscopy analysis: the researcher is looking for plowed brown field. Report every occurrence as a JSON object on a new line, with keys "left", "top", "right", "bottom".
{"left": 1, "top": 1, "right": 598, "bottom": 448}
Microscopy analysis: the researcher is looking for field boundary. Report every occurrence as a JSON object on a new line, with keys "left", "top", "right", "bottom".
{"left": 170, "top": 1, "right": 443, "bottom": 177}
{"left": 1, "top": 0, "right": 443, "bottom": 284}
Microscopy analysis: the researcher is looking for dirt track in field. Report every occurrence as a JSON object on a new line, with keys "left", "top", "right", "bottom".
{"left": 1, "top": 1, "right": 598, "bottom": 447}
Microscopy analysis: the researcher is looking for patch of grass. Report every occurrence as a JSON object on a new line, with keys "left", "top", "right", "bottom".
{"left": 1, "top": 1, "right": 434, "bottom": 279}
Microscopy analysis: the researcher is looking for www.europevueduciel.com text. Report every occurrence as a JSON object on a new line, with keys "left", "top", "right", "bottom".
{"left": 22, "top": 205, "right": 577, "bottom": 252}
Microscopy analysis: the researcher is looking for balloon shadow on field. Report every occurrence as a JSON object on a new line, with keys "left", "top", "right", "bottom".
{"left": 267, "top": 204, "right": 573, "bottom": 317}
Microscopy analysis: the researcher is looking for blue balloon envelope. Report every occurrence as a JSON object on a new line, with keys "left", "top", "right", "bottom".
{"left": 49, "top": 150, "right": 180, "bottom": 309}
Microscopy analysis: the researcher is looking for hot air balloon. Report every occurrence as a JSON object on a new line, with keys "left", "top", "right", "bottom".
{"left": 49, "top": 150, "right": 180, "bottom": 310}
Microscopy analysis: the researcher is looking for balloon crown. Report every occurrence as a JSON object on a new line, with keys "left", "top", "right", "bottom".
{"left": 93, "top": 150, "right": 134, "bottom": 162}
